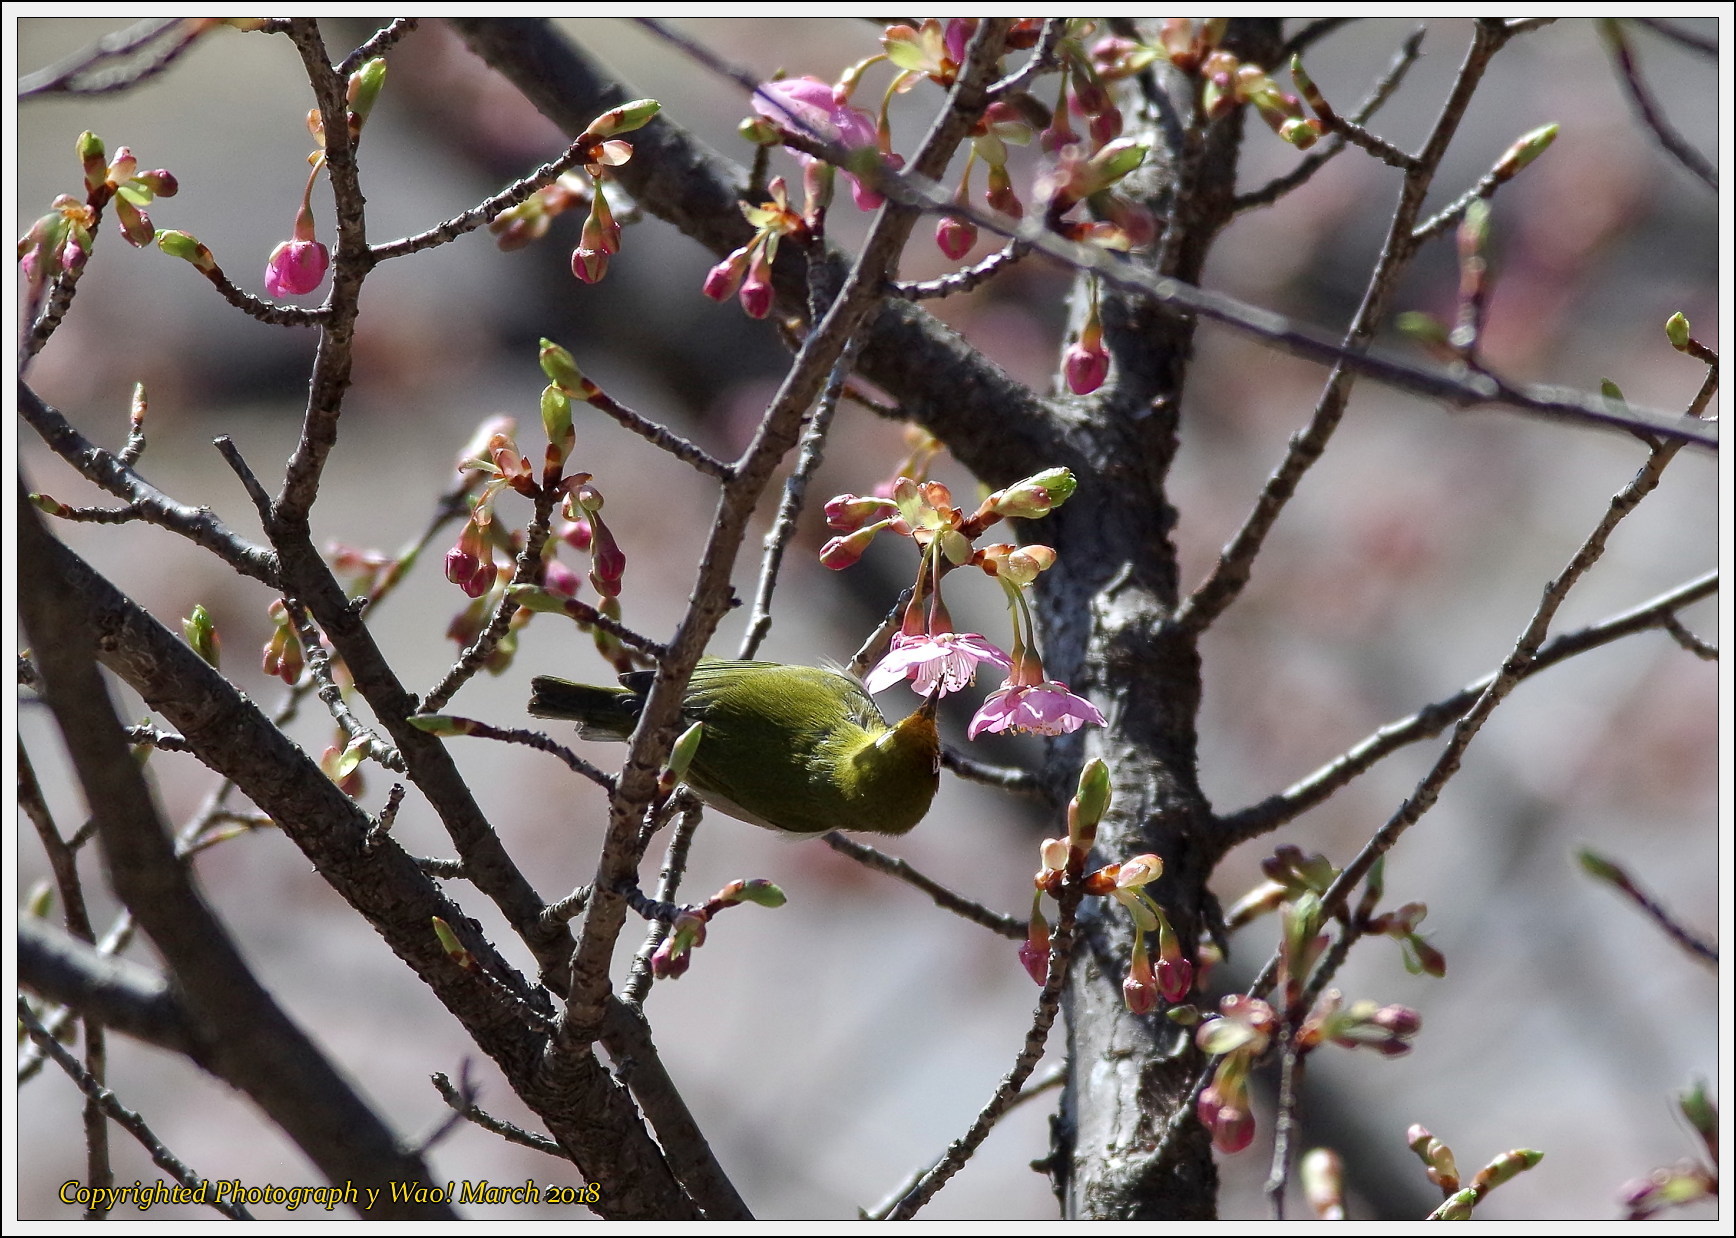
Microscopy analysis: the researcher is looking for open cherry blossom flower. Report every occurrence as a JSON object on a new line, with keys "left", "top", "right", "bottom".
{"left": 968, "top": 679, "right": 1106, "bottom": 739}
{"left": 865, "top": 630, "right": 1010, "bottom": 697}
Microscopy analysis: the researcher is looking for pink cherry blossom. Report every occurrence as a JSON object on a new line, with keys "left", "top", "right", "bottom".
{"left": 968, "top": 679, "right": 1106, "bottom": 739}
{"left": 866, "top": 631, "right": 1011, "bottom": 697}
{"left": 752, "top": 76, "right": 877, "bottom": 151}
{"left": 752, "top": 76, "right": 890, "bottom": 212}
{"left": 263, "top": 238, "right": 329, "bottom": 298}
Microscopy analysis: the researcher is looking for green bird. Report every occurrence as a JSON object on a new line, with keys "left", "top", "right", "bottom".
{"left": 528, "top": 659, "right": 941, "bottom": 836}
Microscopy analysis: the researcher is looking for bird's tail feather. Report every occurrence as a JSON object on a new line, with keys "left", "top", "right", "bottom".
{"left": 527, "top": 676, "right": 642, "bottom": 741}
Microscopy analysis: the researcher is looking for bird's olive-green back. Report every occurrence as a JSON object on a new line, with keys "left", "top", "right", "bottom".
{"left": 530, "top": 660, "right": 939, "bottom": 835}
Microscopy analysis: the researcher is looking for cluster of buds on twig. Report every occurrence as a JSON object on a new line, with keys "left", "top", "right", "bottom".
{"left": 1018, "top": 762, "right": 1191, "bottom": 1013}
{"left": 1195, "top": 993, "right": 1277, "bottom": 1153}
{"left": 824, "top": 466, "right": 1105, "bottom": 739}
{"left": 1226, "top": 847, "right": 1445, "bottom": 977}
{"left": 487, "top": 99, "right": 660, "bottom": 287}
{"left": 18, "top": 130, "right": 178, "bottom": 313}
{"left": 1408, "top": 1124, "right": 1545, "bottom": 1219}
{"left": 1618, "top": 1080, "right": 1716, "bottom": 1219}
{"left": 259, "top": 57, "right": 388, "bottom": 300}
{"left": 648, "top": 877, "right": 788, "bottom": 979}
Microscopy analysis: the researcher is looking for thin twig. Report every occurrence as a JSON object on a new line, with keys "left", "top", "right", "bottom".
{"left": 888, "top": 241, "right": 1031, "bottom": 300}
{"left": 1282, "top": 18, "right": 1358, "bottom": 59}
{"left": 28, "top": 499, "right": 143, "bottom": 524}
{"left": 940, "top": 746, "right": 1048, "bottom": 799}
{"left": 1264, "top": 1039, "right": 1307, "bottom": 1218}
{"left": 1175, "top": 22, "right": 1519, "bottom": 640}
{"left": 623, "top": 800, "right": 703, "bottom": 1007}
{"left": 582, "top": 386, "right": 733, "bottom": 481}
{"left": 987, "top": 18, "right": 1064, "bottom": 101}
{"left": 1581, "top": 851, "right": 1718, "bottom": 967}
{"left": 431, "top": 1071, "right": 565, "bottom": 1156}
{"left": 1632, "top": 16, "right": 1718, "bottom": 57}
{"left": 1214, "top": 570, "right": 1717, "bottom": 847}
{"left": 879, "top": 887, "right": 1079, "bottom": 1218}
{"left": 824, "top": 833, "right": 1026, "bottom": 940}
{"left": 420, "top": 494, "right": 556, "bottom": 714}
{"left": 739, "top": 344, "right": 857, "bottom": 658}
{"left": 338, "top": 18, "right": 420, "bottom": 76}
{"left": 17, "top": 18, "right": 204, "bottom": 99}
{"left": 20, "top": 383, "right": 280, "bottom": 585}
{"left": 17, "top": 998, "right": 254, "bottom": 1220}
{"left": 1601, "top": 19, "right": 1716, "bottom": 190}
{"left": 283, "top": 596, "right": 406, "bottom": 772}
{"left": 446, "top": 719, "right": 617, "bottom": 792}
{"left": 371, "top": 135, "right": 603, "bottom": 262}
{"left": 1661, "top": 613, "right": 1716, "bottom": 660}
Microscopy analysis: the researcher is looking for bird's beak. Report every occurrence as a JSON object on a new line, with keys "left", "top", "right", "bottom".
{"left": 918, "top": 684, "right": 942, "bottom": 719}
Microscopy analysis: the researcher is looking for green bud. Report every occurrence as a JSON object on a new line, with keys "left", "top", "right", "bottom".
{"left": 29, "top": 493, "right": 72, "bottom": 517}
{"left": 587, "top": 98, "right": 661, "bottom": 139}
{"left": 431, "top": 916, "right": 476, "bottom": 970}
{"left": 1164, "top": 1004, "right": 1201, "bottom": 1026}
{"left": 1576, "top": 847, "right": 1630, "bottom": 888}
{"left": 1493, "top": 123, "right": 1558, "bottom": 179}
{"left": 1599, "top": 378, "right": 1625, "bottom": 403}
{"left": 1471, "top": 1148, "right": 1544, "bottom": 1191}
{"left": 538, "top": 337, "right": 595, "bottom": 398}
{"left": 738, "top": 115, "right": 783, "bottom": 146}
{"left": 1396, "top": 311, "right": 1450, "bottom": 346}
{"left": 1279, "top": 117, "right": 1319, "bottom": 149}
{"left": 1090, "top": 139, "right": 1148, "bottom": 188}
{"left": 408, "top": 713, "right": 475, "bottom": 736}
{"left": 990, "top": 467, "right": 1077, "bottom": 519}
{"left": 1665, "top": 312, "right": 1691, "bottom": 350}
{"left": 506, "top": 583, "right": 567, "bottom": 614}
{"left": 182, "top": 604, "right": 221, "bottom": 668}
{"left": 26, "top": 880, "right": 55, "bottom": 920}
{"left": 77, "top": 130, "right": 108, "bottom": 192}
{"left": 347, "top": 57, "right": 388, "bottom": 128}
{"left": 666, "top": 721, "right": 704, "bottom": 781}
{"left": 541, "top": 384, "right": 574, "bottom": 450}
{"left": 1282, "top": 890, "right": 1322, "bottom": 975}
{"left": 329, "top": 736, "right": 368, "bottom": 780}
{"left": 1458, "top": 198, "right": 1490, "bottom": 256}
{"left": 1429, "top": 1189, "right": 1478, "bottom": 1220}
{"left": 155, "top": 229, "right": 218, "bottom": 273}
{"left": 1678, "top": 1079, "right": 1715, "bottom": 1140}
{"left": 1071, "top": 758, "right": 1112, "bottom": 846}
{"left": 727, "top": 878, "right": 788, "bottom": 908}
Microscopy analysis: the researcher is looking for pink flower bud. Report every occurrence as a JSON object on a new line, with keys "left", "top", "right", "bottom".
{"left": 702, "top": 252, "right": 747, "bottom": 301}
{"left": 936, "top": 214, "right": 977, "bottom": 260}
{"left": 587, "top": 510, "right": 626, "bottom": 596}
{"left": 1064, "top": 338, "right": 1110, "bottom": 394}
{"left": 571, "top": 243, "right": 609, "bottom": 283}
{"left": 738, "top": 249, "right": 774, "bottom": 319}
{"left": 263, "top": 238, "right": 330, "bottom": 298}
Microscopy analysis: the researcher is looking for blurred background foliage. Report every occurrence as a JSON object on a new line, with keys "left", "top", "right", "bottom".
{"left": 14, "top": 17, "right": 1721, "bottom": 1220}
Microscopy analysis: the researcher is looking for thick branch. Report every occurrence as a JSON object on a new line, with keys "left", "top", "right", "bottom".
{"left": 19, "top": 489, "right": 455, "bottom": 1219}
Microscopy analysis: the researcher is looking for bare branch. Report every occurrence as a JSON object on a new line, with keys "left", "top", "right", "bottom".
{"left": 1215, "top": 570, "right": 1717, "bottom": 847}
{"left": 431, "top": 1071, "right": 564, "bottom": 1156}
{"left": 879, "top": 886, "right": 1078, "bottom": 1218}
{"left": 338, "top": 18, "right": 420, "bottom": 76}
{"left": 1601, "top": 19, "right": 1716, "bottom": 190}
{"left": 17, "top": 18, "right": 205, "bottom": 99}
{"left": 824, "top": 833, "right": 1027, "bottom": 940}
{"left": 739, "top": 345, "right": 856, "bottom": 658}
{"left": 17, "top": 995, "right": 253, "bottom": 1220}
